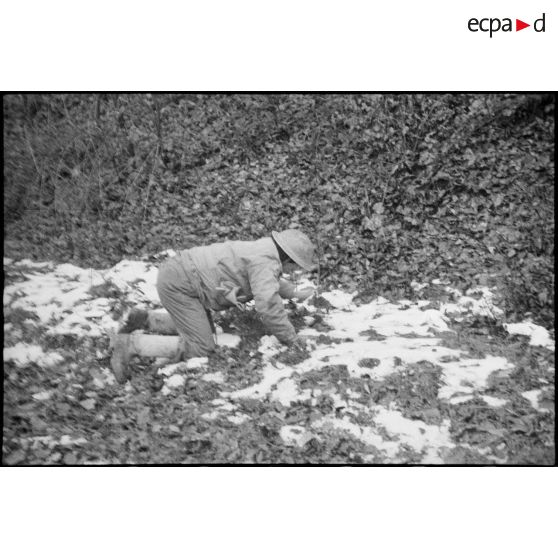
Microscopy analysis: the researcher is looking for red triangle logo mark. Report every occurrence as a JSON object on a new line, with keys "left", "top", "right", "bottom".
{"left": 516, "top": 19, "right": 530, "bottom": 31}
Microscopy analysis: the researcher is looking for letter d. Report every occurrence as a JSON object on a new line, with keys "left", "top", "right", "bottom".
{"left": 534, "top": 13, "right": 545, "bottom": 32}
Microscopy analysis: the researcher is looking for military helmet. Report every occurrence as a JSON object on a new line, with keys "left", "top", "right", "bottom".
{"left": 271, "top": 229, "right": 316, "bottom": 272}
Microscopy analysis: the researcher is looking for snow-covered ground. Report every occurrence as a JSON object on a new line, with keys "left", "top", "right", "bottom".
{"left": 3, "top": 256, "right": 555, "bottom": 464}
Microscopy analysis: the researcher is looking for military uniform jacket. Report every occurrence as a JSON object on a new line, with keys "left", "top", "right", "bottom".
{"left": 176, "top": 237, "right": 297, "bottom": 343}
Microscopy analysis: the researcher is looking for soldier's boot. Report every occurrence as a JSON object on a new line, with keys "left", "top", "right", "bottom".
{"left": 110, "top": 332, "right": 183, "bottom": 383}
{"left": 121, "top": 307, "right": 178, "bottom": 335}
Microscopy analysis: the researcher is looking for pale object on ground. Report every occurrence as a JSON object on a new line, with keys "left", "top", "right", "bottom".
{"left": 324, "top": 299, "right": 449, "bottom": 339}
{"left": 441, "top": 286, "right": 504, "bottom": 319}
{"left": 185, "top": 356, "right": 209, "bottom": 369}
{"left": 410, "top": 281, "right": 428, "bottom": 291}
{"left": 227, "top": 414, "right": 250, "bottom": 425}
{"left": 10, "top": 258, "right": 50, "bottom": 269}
{"left": 257, "top": 335, "right": 283, "bottom": 359}
{"left": 215, "top": 402, "right": 236, "bottom": 412}
{"left": 80, "top": 398, "right": 96, "bottom": 410}
{"left": 280, "top": 425, "right": 310, "bottom": 447}
{"left": 504, "top": 322, "right": 554, "bottom": 351}
{"left": 437, "top": 356, "right": 512, "bottom": 399}
{"left": 216, "top": 333, "right": 241, "bottom": 348}
{"left": 103, "top": 260, "right": 159, "bottom": 304}
{"left": 313, "top": 416, "right": 400, "bottom": 459}
{"left": 59, "top": 435, "right": 88, "bottom": 446}
{"left": 97, "top": 367, "right": 116, "bottom": 387}
{"left": 32, "top": 391, "right": 53, "bottom": 401}
{"left": 153, "top": 249, "right": 177, "bottom": 259}
{"left": 460, "top": 443, "right": 507, "bottom": 465}
{"left": 161, "top": 374, "right": 186, "bottom": 395}
{"left": 373, "top": 408, "right": 454, "bottom": 464}
{"left": 366, "top": 307, "right": 449, "bottom": 336}
{"left": 165, "top": 374, "right": 186, "bottom": 388}
{"left": 480, "top": 395, "right": 507, "bottom": 407}
{"left": 227, "top": 361, "right": 293, "bottom": 400}
{"left": 4, "top": 343, "right": 64, "bottom": 368}
{"left": 320, "top": 289, "right": 357, "bottom": 310}
{"left": 201, "top": 410, "right": 221, "bottom": 420}
{"left": 4, "top": 258, "right": 158, "bottom": 338}
{"left": 202, "top": 371, "right": 225, "bottom": 383}
{"left": 521, "top": 389, "right": 550, "bottom": 412}
{"left": 158, "top": 362, "right": 188, "bottom": 376}
{"left": 270, "top": 377, "right": 312, "bottom": 406}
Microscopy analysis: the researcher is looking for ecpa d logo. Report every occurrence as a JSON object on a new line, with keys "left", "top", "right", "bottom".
{"left": 468, "top": 13, "right": 546, "bottom": 37}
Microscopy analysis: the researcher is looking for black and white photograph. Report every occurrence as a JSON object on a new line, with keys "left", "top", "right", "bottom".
{"left": 3, "top": 93, "right": 555, "bottom": 465}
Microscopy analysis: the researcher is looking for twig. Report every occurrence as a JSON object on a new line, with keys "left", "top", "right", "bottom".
{"left": 22, "top": 123, "right": 41, "bottom": 178}
{"left": 315, "top": 235, "right": 322, "bottom": 296}
{"left": 95, "top": 94, "right": 102, "bottom": 123}
{"left": 141, "top": 146, "right": 160, "bottom": 231}
{"left": 120, "top": 146, "right": 156, "bottom": 218}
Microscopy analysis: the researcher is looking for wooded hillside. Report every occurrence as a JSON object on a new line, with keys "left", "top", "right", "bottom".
{"left": 3, "top": 94, "right": 555, "bottom": 328}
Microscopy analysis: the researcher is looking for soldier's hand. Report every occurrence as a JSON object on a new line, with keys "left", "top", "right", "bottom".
{"left": 293, "top": 288, "right": 315, "bottom": 302}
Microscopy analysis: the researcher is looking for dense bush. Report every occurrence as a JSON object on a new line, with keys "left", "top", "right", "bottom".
{"left": 3, "top": 94, "right": 554, "bottom": 328}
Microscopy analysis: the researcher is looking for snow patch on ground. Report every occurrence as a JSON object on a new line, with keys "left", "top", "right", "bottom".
{"left": 185, "top": 357, "right": 209, "bottom": 370}
{"left": 321, "top": 290, "right": 357, "bottom": 310}
{"left": 521, "top": 389, "right": 551, "bottom": 413}
{"left": 227, "top": 414, "right": 251, "bottom": 425}
{"left": 504, "top": 322, "right": 554, "bottom": 351}
{"left": 258, "top": 335, "right": 283, "bottom": 358}
{"left": 480, "top": 395, "right": 508, "bottom": 407}
{"left": 32, "top": 391, "right": 53, "bottom": 401}
{"left": 449, "top": 394, "right": 508, "bottom": 407}
{"left": 220, "top": 283, "right": 553, "bottom": 462}
{"left": 3, "top": 258, "right": 164, "bottom": 338}
{"left": 4, "top": 343, "right": 64, "bottom": 368}
{"left": 4, "top": 257, "right": 554, "bottom": 464}
{"left": 228, "top": 361, "right": 292, "bottom": 400}
{"left": 411, "top": 280, "right": 429, "bottom": 292}
{"left": 271, "top": 377, "right": 312, "bottom": 405}
{"left": 22, "top": 435, "right": 88, "bottom": 450}
{"left": 91, "top": 367, "right": 117, "bottom": 388}
{"left": 314, "top": 416, "right": 401, "bottom": 459}
{"left": 364, "top": 305, "right": 450, "bottom": 337}
{"left": 156, "top": 357, "right": 211, "bottom": 393}
{"left": 216, "top": 333, "right": 241, "bottom": 348}
{"left": 280, "top": 425, "right": 311, "bottom": 447}
{"left": 154, "top": 249, "right": 177, "bottom": 259}
{"left": 437, "top": 356, "right": 512, "bottom": 399}
{"left": 202, "top": 371, "right": 226, "bottom": 383}
{"left": 161, "top": 374, "right": 185, "bottom": 395}
{"left": 373, "top": 408, "right": 454, "bottom": 464}
{"left": 441, "top": 286, "right": 504, "bottom": 320}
